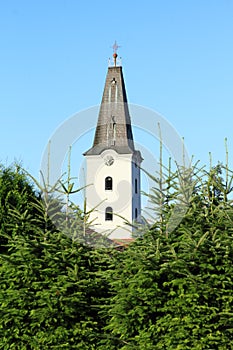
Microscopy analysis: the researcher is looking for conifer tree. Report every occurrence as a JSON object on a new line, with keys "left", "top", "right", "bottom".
{"left": 101, "top": 164, "right": 233, "bottom": 349}
{"left": 0, "top": 164, "right": 111, "bottom": 349}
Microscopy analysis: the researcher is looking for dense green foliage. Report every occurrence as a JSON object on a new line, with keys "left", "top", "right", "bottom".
{"left": 0, "top": 165, "right": 39, "bottom": 253}
{"left": 0, "top": 162, "right": 233, "bottom": 349}
{"left": 0, "top": 165, "right": 111, "bottom": 349}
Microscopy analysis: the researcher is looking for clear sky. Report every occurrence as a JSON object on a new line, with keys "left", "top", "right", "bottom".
{"left": 1, "top": 0, "right": 233, "bottom": 184}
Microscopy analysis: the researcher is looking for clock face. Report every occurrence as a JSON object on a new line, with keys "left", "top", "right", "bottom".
{"left": 104, "top": 155, "right": 114, "bottom": 166}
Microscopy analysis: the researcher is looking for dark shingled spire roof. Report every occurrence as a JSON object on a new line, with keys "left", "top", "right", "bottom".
{"left": 84, "top": 66, "right": 135, "bottom": 155}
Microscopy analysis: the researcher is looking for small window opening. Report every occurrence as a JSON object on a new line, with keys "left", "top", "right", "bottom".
{"left": 135, "top": 178, "right": 138, "bottom": 194}
{"left": 105, "top": 176, "right": 113, "bottom": 190}
{"left": 105, "top": 207, "right": 113, "bottom": 221}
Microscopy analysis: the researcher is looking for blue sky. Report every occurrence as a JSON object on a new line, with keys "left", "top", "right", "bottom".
{"left": 1, "top": 0, "right": 233, "bottom": 185}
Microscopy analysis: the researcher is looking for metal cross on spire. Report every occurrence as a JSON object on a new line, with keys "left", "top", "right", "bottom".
{"left": 112, "top": 40, "right": 120, "bottom": 53}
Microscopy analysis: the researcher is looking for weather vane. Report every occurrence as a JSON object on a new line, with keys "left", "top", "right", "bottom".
{"left": 111, "top": 40, "right": 121, "bottom": 67}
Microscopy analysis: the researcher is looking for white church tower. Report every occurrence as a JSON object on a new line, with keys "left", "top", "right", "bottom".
{"left": 84, "top": 45, "right": 143, "bottom": 240}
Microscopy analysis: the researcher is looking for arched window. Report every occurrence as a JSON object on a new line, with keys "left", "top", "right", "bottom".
{"left": 105, "top": 176, "right": 113, "bottom": 190}
{"left": 105, "top": 207, "right": 113, "bottom": 221}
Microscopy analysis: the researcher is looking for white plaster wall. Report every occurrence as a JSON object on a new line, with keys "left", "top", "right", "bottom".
{"left": 85, "top": 150, "right": 134, "bottom": 239}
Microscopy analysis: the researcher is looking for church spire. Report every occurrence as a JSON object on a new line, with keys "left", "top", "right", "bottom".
{"left": 84, "top": 45, "right": 135, "bottom": 156}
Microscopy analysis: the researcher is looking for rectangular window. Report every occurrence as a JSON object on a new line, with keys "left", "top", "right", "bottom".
{"left": 135, "top": 178, "right": 138, "bottom": 194}
{"left": 105, "top": 177, "right": 113, "bottom": 190}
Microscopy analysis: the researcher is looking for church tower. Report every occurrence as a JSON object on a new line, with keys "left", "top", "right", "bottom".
{"left": 84, "top": 45, "right": 142, "bottom": 240}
